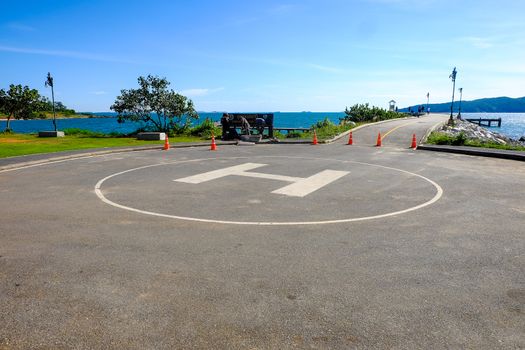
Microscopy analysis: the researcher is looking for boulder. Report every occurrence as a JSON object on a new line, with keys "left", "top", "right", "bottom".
{"left": 440, "top": 120, "right": 514, "bottom": 145}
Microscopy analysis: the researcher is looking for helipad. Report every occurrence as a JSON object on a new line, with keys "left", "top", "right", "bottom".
{"left": 95, "top": 156, "right": 443, "bottom": 225}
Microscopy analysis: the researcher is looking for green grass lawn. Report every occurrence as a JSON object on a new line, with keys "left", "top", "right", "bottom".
{"left": 0, "top": 133, "right": 204, "bottom": 158}
{"left": 426, "top": 132, "right": 525, "bottom": 151}
{"left": 273, "top": 122, "right": 359, "bottom": 140}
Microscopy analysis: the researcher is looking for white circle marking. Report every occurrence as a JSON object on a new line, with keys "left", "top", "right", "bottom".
{"left": 94, "top": 156, "right": 443, "bottom": 226}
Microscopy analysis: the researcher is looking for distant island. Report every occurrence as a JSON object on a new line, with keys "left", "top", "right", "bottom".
{"left": 401, "top": 96, "right": 525, "bottom": 113}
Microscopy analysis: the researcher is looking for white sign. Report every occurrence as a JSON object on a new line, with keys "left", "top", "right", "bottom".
{"left": 174, "top": 162, "right": 349, "bottom": 197}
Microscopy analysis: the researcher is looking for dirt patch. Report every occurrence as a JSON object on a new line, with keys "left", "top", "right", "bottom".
{"left": 0, "top": 139, "right": 29, "bottom": 144}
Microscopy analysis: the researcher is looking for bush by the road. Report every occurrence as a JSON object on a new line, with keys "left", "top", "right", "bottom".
{"left": 342, "top": 103, "right": 401, "bottom": 123}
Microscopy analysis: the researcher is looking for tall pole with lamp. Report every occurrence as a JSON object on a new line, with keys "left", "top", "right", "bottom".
{"left": 457, "top": 87, "right": 463, "bottom": 119}
{"left": 448, "top": 67, "right": 457, "bottom": 125}
{"left": 45, "top": 72, "right": 57, "bottom": 132}
{"left": 426, "top": 92, "right": 430, "bottom": 114}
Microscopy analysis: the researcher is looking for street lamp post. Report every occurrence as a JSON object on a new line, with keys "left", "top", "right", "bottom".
{"left": 448, "top": 67, "right": 457, "bottom": 125}
{"left": 45, "top": 72, "right": 57, "bottom": 132}
{"left": 457, "top": 87, "right": 463, "bottom": 119}
{"left": 426, "top": 92, "right": 430, "bottom": 114}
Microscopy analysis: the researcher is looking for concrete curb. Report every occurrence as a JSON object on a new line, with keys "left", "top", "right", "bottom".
{"left": 417, "top": 144, "right": 525, "bottom": 162}
{"left": 420, "top": 120, "right": 445, "bottom": 144}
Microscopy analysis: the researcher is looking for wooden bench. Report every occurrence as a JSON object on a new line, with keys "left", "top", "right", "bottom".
{"left": 221, "top": 113, "right": 274, "bottom": 140}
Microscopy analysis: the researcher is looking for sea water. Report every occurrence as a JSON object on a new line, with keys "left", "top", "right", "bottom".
{"left": 2, "top": 112, "right": 346, "bottom": 135}
{"left": 4, "top": 112, "right": 525, "bottom": 140}
{"left": 462, "top": 113, "right": 525, "bottom": 140}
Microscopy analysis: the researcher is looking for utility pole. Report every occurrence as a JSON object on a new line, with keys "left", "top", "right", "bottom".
{"left": 457, "top": 87, "right": 463, "bottom": 119}
{"left": 448, "top": 67, "right": 457, "bottom": 125}
{"left": 45, "top": 72, "right": 57, "bottom": 131}
{"left": 426, "top": 92, "right": 430, "bottom": 114}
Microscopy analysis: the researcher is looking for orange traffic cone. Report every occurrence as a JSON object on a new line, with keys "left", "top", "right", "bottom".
{"left": 210, "top": 133, "right": 217, "bottom": 151}
{"left": 347, "top": 131, "right": 353, "bottom": 145}
{"left": 312, "top": 130, "right": 318, "bottom": 145}
{"left": 163, "top": 135, "right": 170, "bottom": 150}
{"left": 376, "top": 132, "right": 382, "bottom": 147}
{"left": 411, "top": 134, "right": 417, "bottom": 149}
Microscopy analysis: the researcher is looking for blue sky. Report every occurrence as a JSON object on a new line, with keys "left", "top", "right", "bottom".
{"left": 1, "top": 0, "right": 524, "bottom": 112}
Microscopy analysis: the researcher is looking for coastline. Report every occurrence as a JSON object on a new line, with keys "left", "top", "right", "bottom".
{"left": 0, "top": 114, "right": 96, "bottom": 122}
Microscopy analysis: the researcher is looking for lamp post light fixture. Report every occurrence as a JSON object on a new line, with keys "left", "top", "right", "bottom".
{"left": 45, "top": 72, "right": 57, "bottom": 132}
{"left": 457, "top": 87, "right": 463, "bottom": 119}
{"left": 448, "top": 67, "right": 457, "bottom": 125}
{"left": 426, "top": 92, "right": 430, "bottom": 114}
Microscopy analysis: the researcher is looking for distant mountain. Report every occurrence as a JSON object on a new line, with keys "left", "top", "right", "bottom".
{"left": 401, "top": 96, "right": 525, "bottom": 113}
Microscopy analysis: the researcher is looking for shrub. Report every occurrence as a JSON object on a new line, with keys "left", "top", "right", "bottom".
{"left": 426, "top": 132, "right": 467, "bottom": 146}
{"left": 309, "top": 117, "right": 353, "bottom": 139}
{"left": 286, "top": 131, "right": 304, "bottom": 138}
{"left": 426, "top": 132, "right": 453, "bottom": 145}
{"left": 188, "top": 118, "right": 221, "bottom": 138}
{"left": 342, "top": 103, "right": 401, "bottom": 123}
{"left": 63, "top": 128, "right": 106, "bottom": 138}
{"left": 273, "top": 130, "right": 286, "bottom": 139}
{"left": 314, "top": 118, "right": 335, "bottom": 129}
{"left": 108, "top": 131, "right": 125, "bottom": 137}
{"left": 452, "top": 132, "right": 467, "bottom": 146}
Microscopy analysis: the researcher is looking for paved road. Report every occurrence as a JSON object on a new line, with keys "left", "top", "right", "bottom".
{"left": 1, "top": 115, "right": 524, "bottom": 349}
{"left": 337, "top": 113, "right": 444, "bottom": 148}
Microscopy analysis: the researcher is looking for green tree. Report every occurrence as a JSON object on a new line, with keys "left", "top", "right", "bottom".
{"left": 0, "top": 84, "right": 42, "bottom": 132}
{"left": 37, "top": 98, "right": 76, "bottom": 116}
{"left": 110, "top": 75, "right": 198, "bottom": 133}
{"left": 40, "top": 97, "right": 54, "bottom": 111}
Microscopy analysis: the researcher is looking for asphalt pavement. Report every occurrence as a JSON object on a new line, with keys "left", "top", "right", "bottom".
{"left": 1, "top": 114, "right": 524, "bottom": 349}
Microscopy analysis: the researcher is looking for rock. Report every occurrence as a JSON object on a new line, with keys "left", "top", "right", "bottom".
{"left": 440, "top": 120, "right": 516, "bottom": 145}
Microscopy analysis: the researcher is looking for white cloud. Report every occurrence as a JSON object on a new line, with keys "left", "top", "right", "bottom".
{"left": 0, "top": 45, "right": 135, "bottom": 63}
{"left": 181, "top": 88, "right": 209, "bottom": 97}
{"left": 180, "top": 87, "right": 224, "bottom": 97}
{"left": 460, "top": 36, "right": 493, "bottom": 49}
{"left": 306, "top": 64, "right": 345, "bottom": 74}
